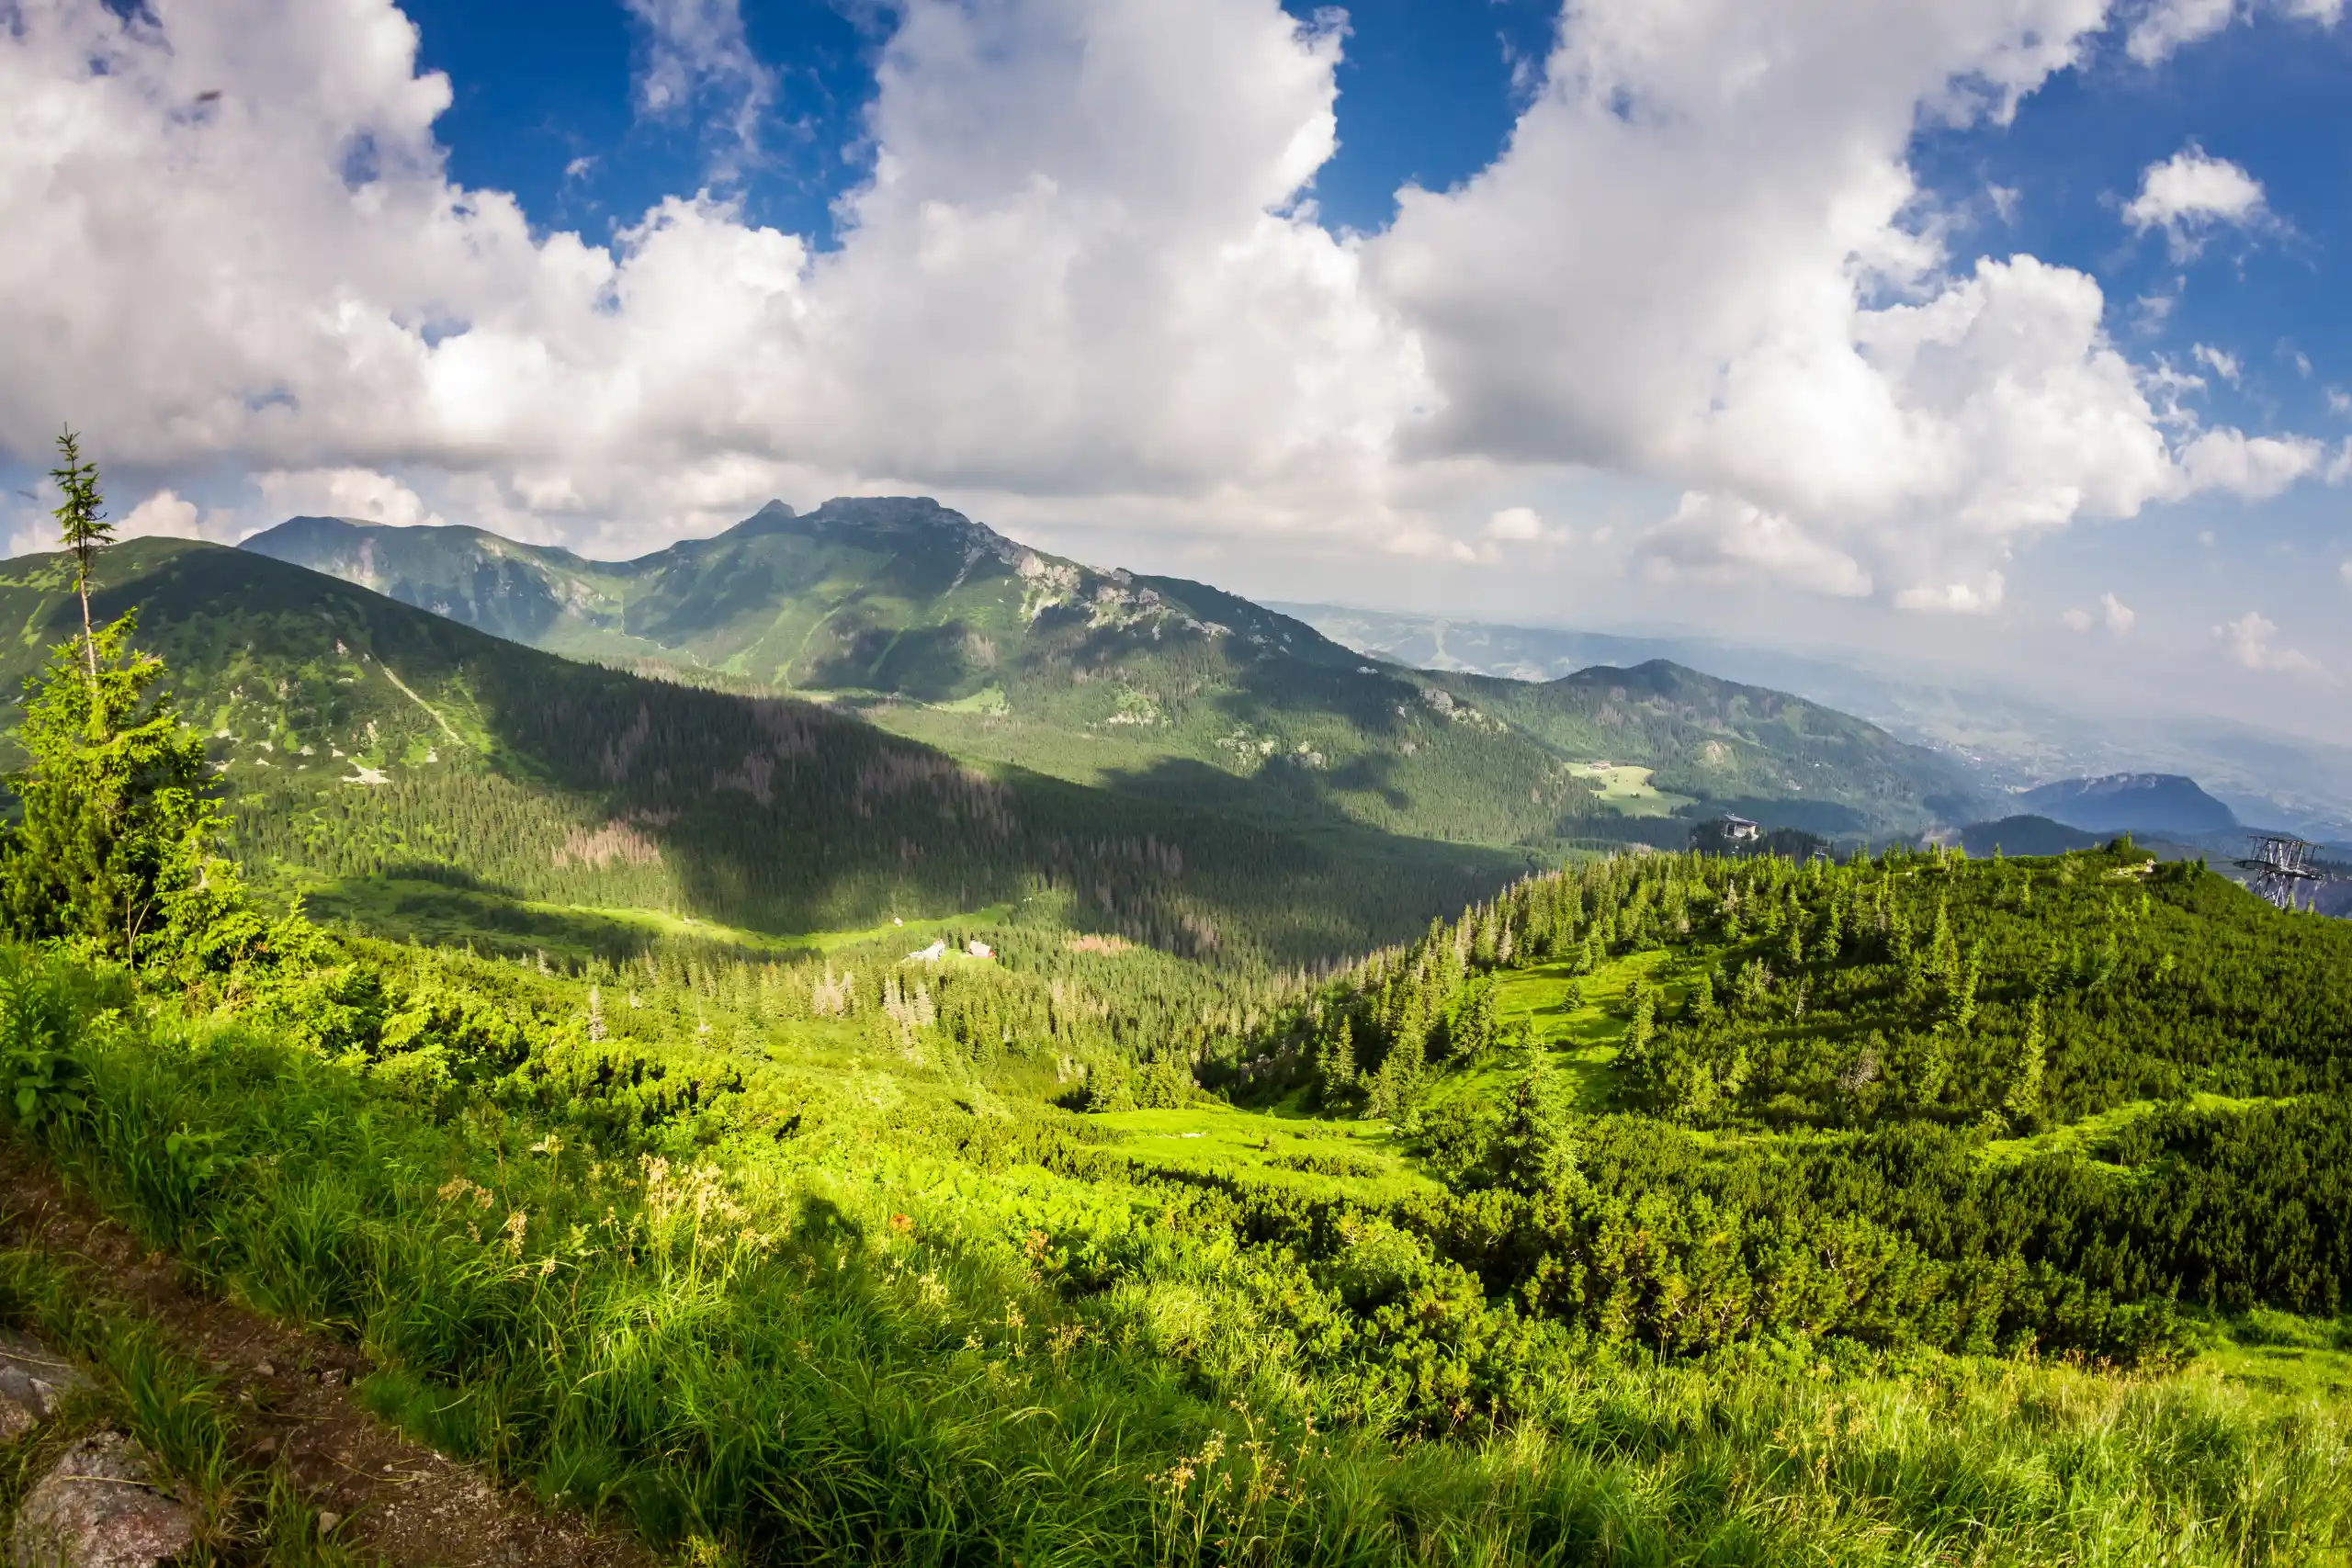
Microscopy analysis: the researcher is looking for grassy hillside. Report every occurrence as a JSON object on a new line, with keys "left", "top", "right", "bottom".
{"left": 0, "top": 539, "right": 1520, "bottom": 964}
{"left": 1, "top": 829, "right": 2346, "bottom": 1562}
{"left": 244, "top": 502, "right": 1992, "bottom": 846}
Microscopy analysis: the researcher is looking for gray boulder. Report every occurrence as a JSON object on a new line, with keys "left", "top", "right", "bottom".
{"left": 0, "top": 1333, "right": 89, "bottom": 1443}
{"left": 11, "top": 1432, "right": 196, "bottom": 1568}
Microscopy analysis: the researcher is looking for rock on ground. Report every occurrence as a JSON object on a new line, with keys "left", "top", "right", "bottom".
{"left": 10, "top": 1431, "right": 196, "bottom": 1568}
{"left": 0, "top": 1332, "right": 90, "bottom": 1443}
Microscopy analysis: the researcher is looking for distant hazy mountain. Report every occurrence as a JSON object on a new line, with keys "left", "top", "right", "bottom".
{"left": 1262, "top": 603, "right": 1694, "bottom": 682}
{"left": 1276, "top": 600, "right": 2352, "bottom": 841}
{"left": 2016, "top": 774, "right": 2240, "bottom": 836}
{"left": 243, "top": 502, "right": 1989, "bottom": 845}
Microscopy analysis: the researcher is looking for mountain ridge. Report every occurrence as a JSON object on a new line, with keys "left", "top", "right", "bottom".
{"left": 0, "top": 536, "right": 1517, "bottom": 962}
{"left": 243, "top": 500, "right": 1992, "bottom": 845}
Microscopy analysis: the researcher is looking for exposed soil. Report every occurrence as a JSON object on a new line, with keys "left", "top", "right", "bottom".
{"left": 0, "top": 1144, "right": 659, "bottom": 1568}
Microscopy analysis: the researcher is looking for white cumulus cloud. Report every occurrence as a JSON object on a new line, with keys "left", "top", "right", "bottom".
{"left": 2175, "top": 428, "right": 2327, "bottom": 499}
{"left": 119, "top": 490, "right": 206, "bottom": 541}
{"left": 0, "top": 0, "right": 1418, "bottom": 549}
{"left": 0, "top": 0, "right": 2333, "bottom": 606}
{"left": 1484, "top": 506, "right": 1544, "bottom": 542}
{"left": 2067, "top": 592, "right": 2137, "bottom": 634}
{"left": 1371, "top": 1, "right": 2316, "bottom": 603}
{"left": 2123, "top": 147, "right": 2270, "bottom": 256}
{"left": 1894, "top": 573, "right": 2007, "bottom": 615}
{"left": 1640, "top": 493, "right": 1872, "bottom": 598}
{"left": 254, "top": 468, "right": 443, "bottom": 530}
{"left": 2127, "top": 0, "right": 2344, "bottom": 64}
{"left": 2215, "top": 610, "right": 2323, "bottom": 674}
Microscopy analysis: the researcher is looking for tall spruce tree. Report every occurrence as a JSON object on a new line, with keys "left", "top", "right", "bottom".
{"left": 1, "top": 442, "right": 240, "bottom": 966}
{"left": 48, "top": 428, "right": 113, "bottom": 698}
{"left": 1316, "top": 1015, "right": 1356, "bottom": 1107}
{"left": 0, "top": 615, "right": 230, "bottom": 964}
{"left": 1492, "top": 1032, "right": 1580, "bottom": 1195}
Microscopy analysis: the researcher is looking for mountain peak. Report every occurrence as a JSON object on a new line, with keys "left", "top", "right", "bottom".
{"left": 2017, "top": 773, "right": 2239, "bottom": 835}
{"left": 245, "top": 513, "right": 366, "bottom": 544}
{"left": 774, "top": 495, "right": 1033, "bottom": 570}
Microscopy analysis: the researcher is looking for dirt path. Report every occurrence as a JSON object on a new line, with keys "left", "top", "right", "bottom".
{"left": 0, "top": 1145, "right": 660, "bottom": 1568}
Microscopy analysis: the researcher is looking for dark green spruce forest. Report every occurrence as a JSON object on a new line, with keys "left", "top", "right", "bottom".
{"left": 0, "top": 476, "right": 2347, "bottom": 1566}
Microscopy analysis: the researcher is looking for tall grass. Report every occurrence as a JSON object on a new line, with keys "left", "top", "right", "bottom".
{"left": 6, "top": 955, "right": 2349, "bottom": 1565}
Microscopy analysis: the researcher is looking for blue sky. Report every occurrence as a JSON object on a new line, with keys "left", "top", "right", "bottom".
{"left": 1, "top": 0, "right": 2347, "bottom": 746}
{"left": 1917, "top": 9, "right": 2352, "bottom": 426}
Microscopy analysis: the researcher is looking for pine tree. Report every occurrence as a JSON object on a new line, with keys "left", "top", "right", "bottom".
{"left": 1317, "top": 1016, "right": 1357, "bottom": 1108}
{"left": 1912, "top": 1028, "right": 1951, "bottom": 1111}
{"left": 1368, "top": 1026, "right": 1425, "bottom": 1124}
{"left": 1929, "top": 895, "right": 1959, "bottom": 995}
{"left": 1450, "top": 978, "right": 1499, "bottom": 1064}
{"left": 0, "top": 615, "right": 231, "bottom": 964}
{"left": 1947, "top": 945, "right": 1983, "bottom": 1034}
{"left": 1627, "top": 982, "right": 1658, "bottom": 1057}
{"left": 48, "top": 428, "right": 114, "bottom": 698}
{"left": 1686, "top": 968, "right": 1717, "bottom": 1025}
{"left": 1492, "top": 1032, "right": 1579, "bottom": 1196}
{"left": 2003, "top": 998, "right": 2046, "bottom": 1129}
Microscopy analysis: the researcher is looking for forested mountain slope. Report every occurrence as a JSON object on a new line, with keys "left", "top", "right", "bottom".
{"left": 1236, "top": 839, "right": 2352, "bottom": 1359}
{"left": 0, "top": 539, "right": 1513, "bottom": 961}
{"left": 244, "top": 502, "right": 1991, "bottom": 844}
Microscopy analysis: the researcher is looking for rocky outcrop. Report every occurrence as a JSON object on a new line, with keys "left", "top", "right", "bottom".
{"left": 0, "top": 1332, "right": 90, "bottom": 1443}
{"left": 10, "top": 1432, "right": 196, "bottom": 1568}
